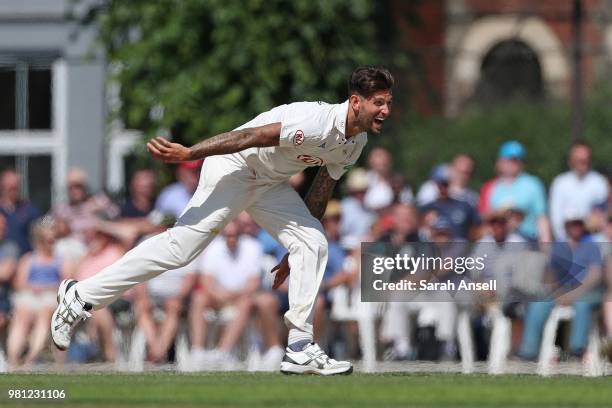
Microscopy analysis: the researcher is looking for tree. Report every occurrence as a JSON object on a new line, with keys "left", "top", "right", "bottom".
{"left": 96, "top": 0, "right": 382, "bottom": 144}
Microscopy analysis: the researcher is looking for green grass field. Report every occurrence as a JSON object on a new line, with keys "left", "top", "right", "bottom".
{"left": 1, "top": 372, "right": 611, "bottom": 408}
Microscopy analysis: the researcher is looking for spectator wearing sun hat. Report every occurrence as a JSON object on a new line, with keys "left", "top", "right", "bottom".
{"left": 488, "top": 141, "right": 551, "bottom": 242}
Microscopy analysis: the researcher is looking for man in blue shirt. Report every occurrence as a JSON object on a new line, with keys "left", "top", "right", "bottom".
{"left": 489, "top": 141, "right": 551, "bottom": 242}
{"left": 421, "top": 165, "right": 480, "bottom": 240}
{"left": 518, "top": 209, "right": 603, "bottom": 360}
{"left": 0, "top": 170, "right": 41, "bottom": 255}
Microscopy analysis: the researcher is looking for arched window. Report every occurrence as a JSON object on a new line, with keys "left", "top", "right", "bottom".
{"left": 471, "top": 40, "right": 544, "bottom": 106}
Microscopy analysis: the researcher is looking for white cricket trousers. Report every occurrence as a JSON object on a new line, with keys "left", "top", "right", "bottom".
{"left": 75, "top": 155, "right": 328, "bottom": 334}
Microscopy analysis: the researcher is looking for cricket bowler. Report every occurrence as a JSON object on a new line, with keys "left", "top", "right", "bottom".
{"left": 51, "top": 66, "right": 394, "bottom": 375}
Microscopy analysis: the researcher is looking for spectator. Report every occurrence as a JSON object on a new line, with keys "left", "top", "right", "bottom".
{"left": 417, "top": 154, "right": 477, "bottom": 207}
{"left": 7, "top": 218, "right": 68, "bottom": 368}
{"left": 449, "top": 154, "right": 478, "bottom": 207}
{"left": 0, "top": 169, "right": 41, "bottom": 255}
{"left": 53, "top": 216, "right": 87, "bottom": 263}
{"left": 518, "top": 209, "right": 603, "bottom": 360}
{"left": 155, "top": 160, "right": 202, "bottom": 217}
{"left": 71, "top": 221, "right": 128, "bottom": 362}
{"left": 364, "top": 147, "right": 412, "bottom": 210}
{"left": 470, "top": 209, "right": 528, "bottom": 298}
{"left": 381, "top": 217, "right": 462, "bottom": 361}
{"left": 420, "top": 165, "right": 480, "bottom": 240}
{"left": 341, "top": 168, "right": 375, "bottom": 244}
{"left": 53, "top": 168, "right": 119, "bottom": 241}
{"left": 478, "top": 209, "right": 527, "bottom": 246}
{"left": 380, "top": 203, "right": 420, "bottom": 246}
{"left": 377, "top": 204, "right": 421, "bottom": 360}
{"left": 549, "top": 142, "right": 609, "bottom": 240}
{"left": 134, "top": 217, "right": 197, "bottom": 363}
{"left": 0, "top": 213, "right": 18, "bottom": 335}
{"left": 190, "top": 221, "right": 262, "bottom": 367}
{"left": 478, "top": 160, "right": 502, "bottom": 216}
{"left": 120, "top": 169, "right": 157, "bottom": 219}
{"left": 488, "top": 141, "right": 551, "bottom": 242}
{"left": 389, "top": 173, "right": 414, "bottom": 205}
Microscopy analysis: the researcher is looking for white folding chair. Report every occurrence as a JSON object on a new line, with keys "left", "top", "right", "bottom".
{"left": 537, "top": 305, "right": 604, "bottom": 376}
{"left": 487, "top": 305, "right": 512, "bottom": 375}
{"left": 456, "top": 308, "right": 475, "bottom": 374}
{"left": 329, "top": 285, "right": 385, "bottom": 372}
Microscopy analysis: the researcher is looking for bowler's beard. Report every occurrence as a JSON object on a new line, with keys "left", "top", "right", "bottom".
{"left": 356, "top": 108, "right": 374, "bottom": 133}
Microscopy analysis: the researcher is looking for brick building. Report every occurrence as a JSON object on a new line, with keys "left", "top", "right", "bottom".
{"left": 397, "top": 0, "right": 612, "bottom": 116}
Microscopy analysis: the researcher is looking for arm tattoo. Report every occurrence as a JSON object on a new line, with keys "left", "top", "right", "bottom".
{"left": 304, "top": 166, "right": 337, "bottom": 220}
{"left": 187, "top": 129, "right": 254, "bottom": 160}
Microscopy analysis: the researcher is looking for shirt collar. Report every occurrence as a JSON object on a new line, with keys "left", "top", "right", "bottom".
{"left": 333, "top": 100, "right": 365, "bottom": 145}
{"left": 571, "top": 170, "right": 592, "bottom": 181}
{"left": 333, "top": 100, "right": 349, "bottom": 139}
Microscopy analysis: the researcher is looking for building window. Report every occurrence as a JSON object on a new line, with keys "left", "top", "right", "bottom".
{"left": 0, "top": 55, "right": 54, "bottom": 130}
{"left": 28, "top": 68, "right": 52, "bottom": 130}
{"left": 471, "top": 40, "right": 544, "bottom": 107}
{"left": 0, "top": 69, "right": 16, "bottom": 129}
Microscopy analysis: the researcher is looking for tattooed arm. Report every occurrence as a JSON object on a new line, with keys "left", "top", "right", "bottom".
{"left": 271, "top": 166, "right": 337, "bottom": 289}
{"left": 146, "top": 123, "right": 281, "bottom": 163}
{"left": 303, "top": 166, "right": 337, "bottom": 220}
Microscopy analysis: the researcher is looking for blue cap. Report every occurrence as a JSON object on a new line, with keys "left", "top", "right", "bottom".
{"left": 498, "top": 141, "right": 525, "bottom": 160}
{"left": 431, "top": 164, "right": 450, "bottom": 184}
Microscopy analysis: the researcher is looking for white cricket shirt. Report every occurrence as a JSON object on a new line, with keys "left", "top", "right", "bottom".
{"left": 231, "top": 100, "right": 367, "bottom": 181}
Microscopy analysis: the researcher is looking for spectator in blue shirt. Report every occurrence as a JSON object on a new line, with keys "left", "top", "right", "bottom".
{"left": 489, "top": 141, "right": 551, "bottom": 242}
{"left": 421, "top": 165, "right": 480, "bottom": 240}
{"left": 120, "top": 169, "right": 157, "bottom": 219}
{"left": 518, "top": 209, "right": 603, "bottom": 360}
{"left": 155, "top": 160, "right": 202, "bottom": 217}
{"left": 0, "top": 169, "right": 41, "bottom": 255}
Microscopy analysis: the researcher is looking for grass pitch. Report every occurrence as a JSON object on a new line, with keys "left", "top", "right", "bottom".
{"left": 1, "top": 372, "right": 611, "bottom": 408}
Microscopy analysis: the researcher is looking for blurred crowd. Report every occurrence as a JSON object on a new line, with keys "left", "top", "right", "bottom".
{"left": 0, "top": 140, "right": 611, "bottom": 371}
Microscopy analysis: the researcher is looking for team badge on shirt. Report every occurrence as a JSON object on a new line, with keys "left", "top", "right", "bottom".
{"left": 293, "top": 130, "right": 305, "bottom": 146}
{"left": 297, "top": 155, "right": 323, "bottom": 166}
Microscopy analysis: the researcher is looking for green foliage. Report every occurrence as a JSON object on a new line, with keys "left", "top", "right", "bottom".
{"left": 378, "top": 90, "right": 612, "bottom": 190}
{"left": 98, "top": 0, "right": 381, "bottom": 143}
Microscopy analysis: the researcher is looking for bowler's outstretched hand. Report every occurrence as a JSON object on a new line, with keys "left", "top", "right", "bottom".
{"left": 147, "top": 137, "right": 191, "bottom": 163}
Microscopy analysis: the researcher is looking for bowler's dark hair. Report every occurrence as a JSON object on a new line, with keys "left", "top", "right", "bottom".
{"left": 348, "top": 66, "right": 394, "bottom": 98}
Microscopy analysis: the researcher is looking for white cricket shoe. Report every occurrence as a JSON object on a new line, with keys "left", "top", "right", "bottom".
{"left": 51, "top": 279, "right": 92, "bottom": 350}
{"left": 280, "top": 343, "right": 353, "bottom": 375}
